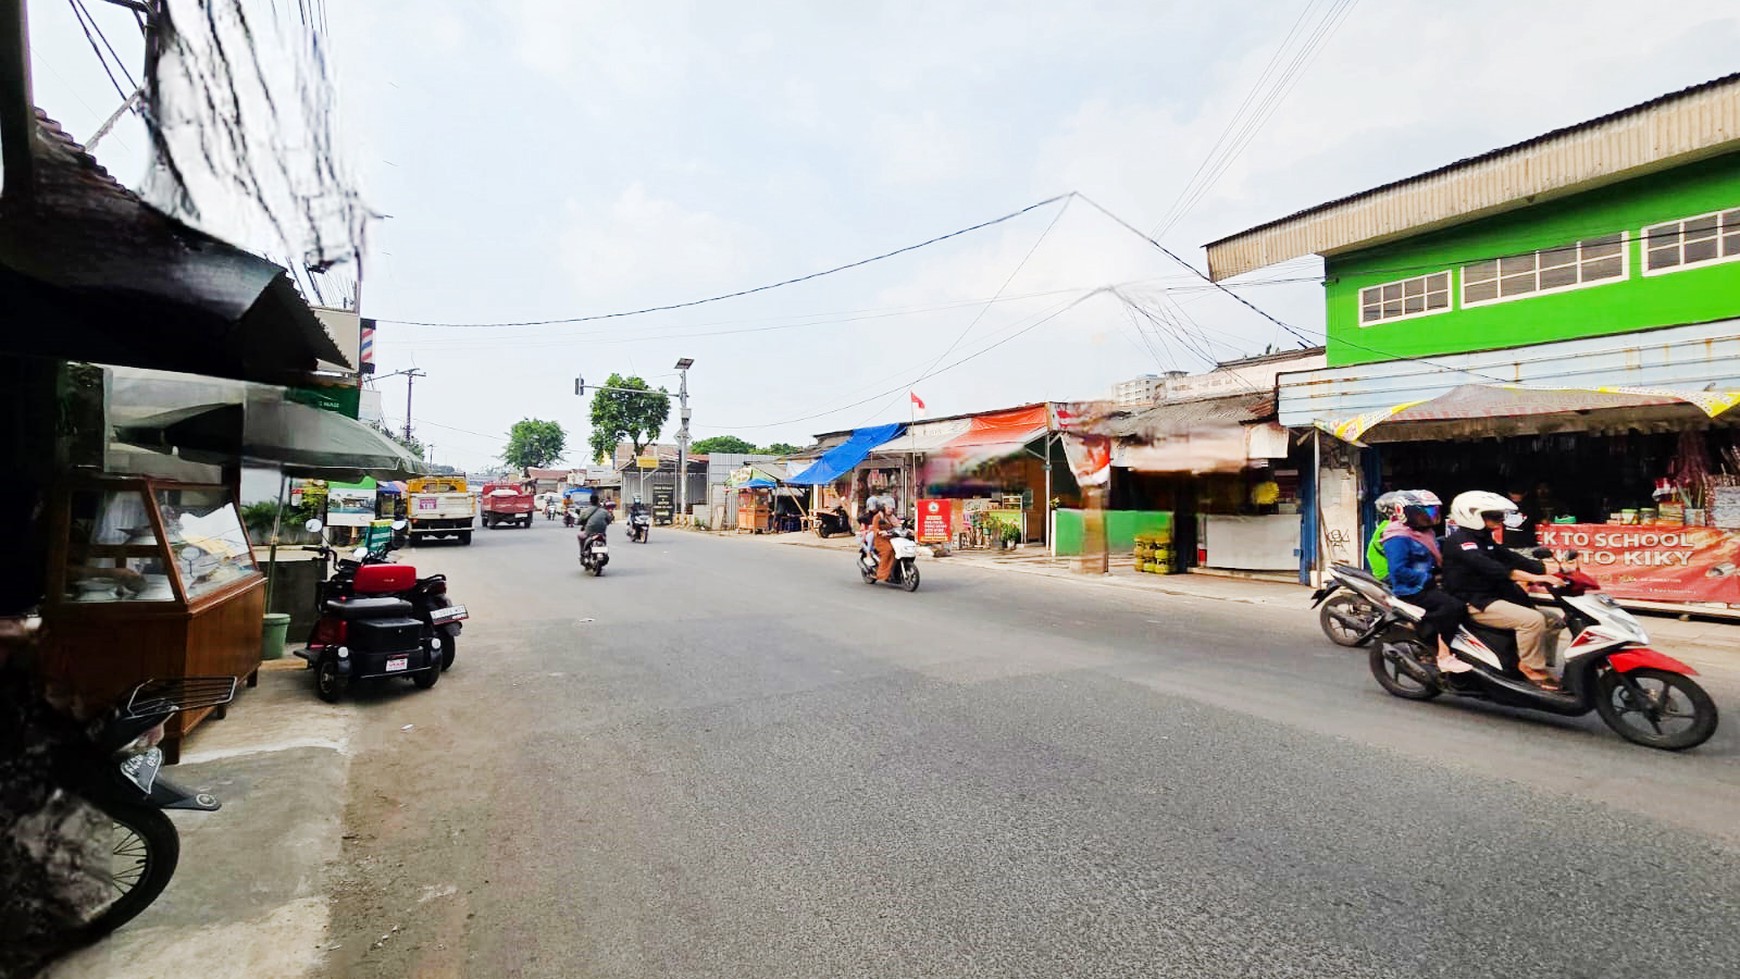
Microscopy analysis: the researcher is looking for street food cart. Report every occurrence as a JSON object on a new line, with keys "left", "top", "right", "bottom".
{"left": 36, "top": 477, "right": 265, "bottom": 762}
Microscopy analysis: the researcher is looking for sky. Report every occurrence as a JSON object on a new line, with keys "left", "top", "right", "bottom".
{"left": 24, "top": 0, "right": 1740, "bottom": 471}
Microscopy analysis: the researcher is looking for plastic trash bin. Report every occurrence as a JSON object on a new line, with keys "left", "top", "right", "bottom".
{"left": 261, "top": 612, "right": 292, "bottom": 661}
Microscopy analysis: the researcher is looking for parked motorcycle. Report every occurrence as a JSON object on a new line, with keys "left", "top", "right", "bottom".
{"left": 859, "top": 526, "right": 921, "bottom": 591}
{"left": 298, "top": 519, "right": 444, "bottom": 702}
{"left": 303, "top": 519, "right": 467, "bottom": 671}
{"left": 57, "top": 676, "right": 237, "bottom": 943}
{"left": 1319, "top": 550, "right": 1719, "bottom": 750}
{"left": 628, "top": 510, "right": 650, "bottom": 543}
{"left": 579, "top": 531, "right": 609, "bottom": 576}
{"left": 814, "top": 505, "right": 853, "bottom": 539}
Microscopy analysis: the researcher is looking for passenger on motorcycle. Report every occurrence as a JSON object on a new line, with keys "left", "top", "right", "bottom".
{"left": 1365, "top": 491, "right": 1412, "bottom": 581}
{"left": 1379, "top": 491, "right": 1465, "bottom": 672}
{"left": 1442, "top": 490, "right": 1564, "bottom": 689}
{"left": 628, "top": 496, "right": 649, "bottom": 519}
{"left": 576, "top": 501, "right": 613, "bottom": 549}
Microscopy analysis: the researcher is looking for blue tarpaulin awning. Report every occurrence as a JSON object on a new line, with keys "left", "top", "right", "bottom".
{"left": 742, "top": 477, "right": 778, "bottom": 488}
{"left": 785, "top": 423, "right": 905, "bottom": 485}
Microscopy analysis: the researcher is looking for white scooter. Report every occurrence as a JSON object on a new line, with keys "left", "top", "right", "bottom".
{"left": 1322, "top": 549, "right": 1719, "bottom": 750}
{"left": 859, "top": 526, "right": 920, "bottom": 592}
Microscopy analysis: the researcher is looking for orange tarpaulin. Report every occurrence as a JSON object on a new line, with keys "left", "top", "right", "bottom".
{"left": 943, "top": 404, "right": 1049, "bottom": 450}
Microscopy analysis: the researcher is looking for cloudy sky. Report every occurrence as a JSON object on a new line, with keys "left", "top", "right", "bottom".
{"left": 26, "top": 0, "right": 1740, "bottom": 470}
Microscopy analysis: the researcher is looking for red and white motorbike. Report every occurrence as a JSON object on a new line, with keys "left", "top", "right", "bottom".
{"left": 1321, "top": 549, "right": 1719, "bottom": 750}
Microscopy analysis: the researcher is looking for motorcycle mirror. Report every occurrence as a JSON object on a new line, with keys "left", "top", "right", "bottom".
{"left": 352, "top": 546, "right": 368, "bottom": 560}
{"left": 1563, "top": 549, "right": 1580, "bottom": 560}
{"left": 391, "top": 519, "right": 408, "bottom": 531}
{"left": 305, "top": 518, "right": 324, "bottom": 533}
{"left": 1530, "top": 547, "right": 1553, "bottom": 559}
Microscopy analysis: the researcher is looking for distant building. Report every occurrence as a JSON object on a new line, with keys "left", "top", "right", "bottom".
{"left": 1108, "top": 373, "right": 1172, "bottom": 407}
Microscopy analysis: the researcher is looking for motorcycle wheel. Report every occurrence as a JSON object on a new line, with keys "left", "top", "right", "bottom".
{"left": 74, "top": 798, "right": 180, "bottom": 945}
{"left": 1594, "top": 667, "right": 1718, "bottom": 751}
{"left": 315, "top": 657, "right": 347, "bottom": 703}
{"left": 412, "top": 662, "right": 441, "bottom": 689}
{"left": 440, "top": 632, "right": 457, "bottom": 671}
{"left": 1368, "top": 642, "right": 1439, "bottom": 701}
{"left": 901, "top": 565, "right": 920, "bottom": 592}
{"left": 1320, "top": 593, "right": 1377, "bottom": 647}
{"left": 588, "top": 562, "right": 603, "bottom": 577}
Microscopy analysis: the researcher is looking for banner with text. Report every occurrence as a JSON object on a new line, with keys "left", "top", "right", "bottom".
{"left": 1537, "top": 524, "right": 1740, "bottom": 605}
{"left": 916, "top": 498, "right": 954, "bottom": 544}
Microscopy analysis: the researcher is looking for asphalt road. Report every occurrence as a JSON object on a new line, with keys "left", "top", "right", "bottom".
{"left": 319, "top": 517, "right": 1740, "bottom": 979}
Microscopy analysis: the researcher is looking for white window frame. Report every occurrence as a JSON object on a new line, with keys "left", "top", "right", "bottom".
{"left": 1460, "top": 232, "right": 1630, "bottom": 309}
{"left": 1356, "top": 271, "right": 1452, "bottom": 327}
{"left": 1640, "top": 205, "right": 1740, "bottom": 277}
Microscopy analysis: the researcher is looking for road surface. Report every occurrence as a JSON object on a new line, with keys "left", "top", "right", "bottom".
{"left": 318, "top": 518, "right": 1740, "bottom": 978}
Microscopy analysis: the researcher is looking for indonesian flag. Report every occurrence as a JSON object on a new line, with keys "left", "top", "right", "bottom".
{"left": 909, "top": 390, "right": 927, "bottom": 414}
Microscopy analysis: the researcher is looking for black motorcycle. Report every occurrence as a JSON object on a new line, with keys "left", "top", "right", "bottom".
{"left": 56, "top": 677, "right": 237, "bottom": 943}
{"left": 307, "top": 520, "right": 466, "bottom": 671}
{"left": 814, "top": 505, "right": 852, "bottom": 538}
{"left": 628, "top": 510, "right": 650, "bottom": 543}
{"left": 579, "top": 531, "right": 609, "bottom": 576}
{"left": 297, "top": 520, "right": 446, "bottom": 702}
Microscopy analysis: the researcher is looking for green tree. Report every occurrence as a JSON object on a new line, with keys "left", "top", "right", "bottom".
{"left": 588, "top": 374, "right": 670, "bottom": 464}
{"left": 502, "top": 418, "right": 567, "bottom": 470}
{"left": 691, "top": 435, "right": 757, "bottom": 455}
{"left": 371, "top": 420, "right": 425, "bottom": 461}
{"left": 762, "top": 442, "right": 801, "bottom": 456}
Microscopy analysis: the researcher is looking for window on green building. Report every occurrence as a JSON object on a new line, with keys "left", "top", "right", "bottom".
{"left": 1644, "top": 207, "right": 1740, "bottom": 273}
{"left": 1359, "top": 272, "right": 1450, "bottom": 325}
{"left": 1462, "top": 232, "right": 1626, "bottom": 306}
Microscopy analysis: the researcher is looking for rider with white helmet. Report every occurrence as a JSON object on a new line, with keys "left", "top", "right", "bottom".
{"left": 1441, "top": 490, "right": 1564, "bottom": 688}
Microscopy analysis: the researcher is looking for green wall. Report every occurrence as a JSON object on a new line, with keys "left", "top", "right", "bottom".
{"left": 1325, "top": 152, "right": 1740, "bottom": 367}
{"left": 1052, "top": 509, "right": 1173, "bottom": 556}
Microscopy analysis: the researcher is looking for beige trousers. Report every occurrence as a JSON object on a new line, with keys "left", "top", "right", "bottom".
{"left": 1468, "top": 600, "right": 1551, "bottom": 679}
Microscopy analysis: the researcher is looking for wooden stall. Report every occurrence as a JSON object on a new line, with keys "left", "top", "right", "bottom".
{"left": 36, "top": 476, "right": 266, "bottom": 762}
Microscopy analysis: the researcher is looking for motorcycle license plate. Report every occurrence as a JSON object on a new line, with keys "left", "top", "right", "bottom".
{"left": 592, "top": 545, "right": 608, "bottom": 555}
{"left": 120, "top": 747, "right": 163, "bottom": 794}
{"left": 385, "top": 656, "right": 409, "bottom": 673}
{"left": 430, "top": 604, "right": 468, "bottom": 623}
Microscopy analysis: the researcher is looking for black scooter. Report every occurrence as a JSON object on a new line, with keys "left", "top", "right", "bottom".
{"left": 297, "top": 519, "right": 444, "bottom": 702}
{"left": 814, "top": 505, "right": 852, "bottom": 538}
{"left": 306, "top": 519, "right": 466, "bottom": 671}
{"left": 55, "top": 677, "right": 237, "bottom": 945}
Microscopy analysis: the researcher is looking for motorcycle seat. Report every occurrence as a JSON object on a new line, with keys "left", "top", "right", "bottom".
{"left": 325, "top": 596, "right": 415, "bottom": 619}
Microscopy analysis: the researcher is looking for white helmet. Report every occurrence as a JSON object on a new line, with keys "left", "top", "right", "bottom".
{"left": 1449, "top": 490, "right": 1516, "bottom": 531}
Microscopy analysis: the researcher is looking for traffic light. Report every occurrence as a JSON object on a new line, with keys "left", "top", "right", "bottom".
{"left": 574, "top": 376, "right": 585, "bottom": 396}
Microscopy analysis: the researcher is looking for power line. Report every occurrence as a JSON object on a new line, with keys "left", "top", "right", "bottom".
{"left": 75, "top": 0, "right": 137, "bottom": 88}
{"left": 376, "top": 193, "right": 1074, "bottom": 327}
{"left": 66, "top": 0, "right": 132, "bottom": 102}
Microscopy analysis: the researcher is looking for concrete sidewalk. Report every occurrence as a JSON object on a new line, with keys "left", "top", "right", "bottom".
{"left": 46, "top": 659, "right": 353, "bottom": 979}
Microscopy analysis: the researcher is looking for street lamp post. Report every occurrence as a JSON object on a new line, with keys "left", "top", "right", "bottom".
{"left": 674, "top": 358, "right": 693, "bottom": 521}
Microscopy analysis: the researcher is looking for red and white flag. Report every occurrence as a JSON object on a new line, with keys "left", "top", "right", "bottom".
{"left": 909, "top": 390, "right": 927, "bottom": 414}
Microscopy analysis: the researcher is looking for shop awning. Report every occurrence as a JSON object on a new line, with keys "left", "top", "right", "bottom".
{"left": 116, "top": 400, "right": 427, "bottom": 481}
{"left": 874, "top": 418, "right": 973, "bottom": 456}
{"left": 785, "top": 423, "right": 906, "bottom": 485}
{"left": 934, "top": 404, "right": 1051, "bottom": 468}
{"left": 1091, "top": 394, "right": 1275, "bottom": 474}
{"left": 0, "top": 112, "right": 348, "bottom": 385}
{"left": 1324, "top": 384, "right": 1740, "bottom": 444}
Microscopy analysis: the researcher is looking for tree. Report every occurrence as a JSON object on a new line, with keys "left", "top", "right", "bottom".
{"left": 691, "top": 435, "right": 757, "bottom": 455}
{"left": 371, "top": 420, "right": 424, "bottom": 461}
{"left": 762, "top": 442, "right": 801, "bottom": 456}
{"left": 588, "top": 374, "right": 670, "bottom": 465}
{"left": 502, "top": 418, "right": 567, "bottom": 470}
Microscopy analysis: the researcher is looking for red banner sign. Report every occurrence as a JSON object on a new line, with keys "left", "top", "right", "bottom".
{"left": 916, "top": 498, "right": 953, "bottom": 544}
{"left": 1537, "top": 524, "right": 1740, "bottom": 605}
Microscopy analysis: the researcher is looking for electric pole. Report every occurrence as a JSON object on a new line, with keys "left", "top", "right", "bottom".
{"left": 674, "top": 358, "right": 694, "bottom": 520}
{"left": 401, "top": 368, "right": 427, "bottom": 442}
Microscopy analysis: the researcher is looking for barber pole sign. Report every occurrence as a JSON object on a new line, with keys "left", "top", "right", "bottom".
{"left": 359, "top": 318, "right": 376, "bottom": 370}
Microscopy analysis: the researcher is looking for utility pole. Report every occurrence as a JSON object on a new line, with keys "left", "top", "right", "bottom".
{"left": 401, "top": 368, "right": 426, "bottom": 442}
{"left": 674, "top": 358, "right": 694, "bottom": 520}
{"left": 0, "top": 0, "right": 37, "bottom": 204}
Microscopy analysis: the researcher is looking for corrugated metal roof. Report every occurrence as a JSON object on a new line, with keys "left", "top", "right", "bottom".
{"left": 1275, "top": 318, "right": 1740, "bottom": 427}
{"left": 1088, "top": 393, "right": 1274, "bottom": 440}
{"left": 1206, "top": 73, "right": 1740, "bottom": 280}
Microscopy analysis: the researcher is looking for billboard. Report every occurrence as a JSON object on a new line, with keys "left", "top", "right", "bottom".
{"left": 916, "top": 498, "right": 953, "bottom": 544}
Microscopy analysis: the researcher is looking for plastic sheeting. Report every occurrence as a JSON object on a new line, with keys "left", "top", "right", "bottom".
{"left": 785, "top": 423, "right": 905, "bottom": 485}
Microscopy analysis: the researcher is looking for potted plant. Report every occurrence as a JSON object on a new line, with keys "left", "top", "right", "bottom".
{"left": 999, "top": 521, "right": 1022, "bottom": 550}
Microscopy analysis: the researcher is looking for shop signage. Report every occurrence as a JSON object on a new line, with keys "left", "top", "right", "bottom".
{"left": 916, "top": 498, "right": 953, "bottom": 543}
{"left": 1539, "top": 524, "right": 1740, "bottom": 604}
{"left": 637, "top": 456, "right": 660, "bottom": 470}
{"left": 327, "top": 486, "right": 378, "bottom": 527}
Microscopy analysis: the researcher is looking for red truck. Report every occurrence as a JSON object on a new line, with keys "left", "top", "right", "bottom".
{"left": 480, "top": 481, "right": 536, "bottom": 529}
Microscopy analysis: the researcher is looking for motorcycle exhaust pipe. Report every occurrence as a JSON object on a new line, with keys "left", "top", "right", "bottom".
{"left": 1382, "top": 643, "right": 1435, "bottom": 685}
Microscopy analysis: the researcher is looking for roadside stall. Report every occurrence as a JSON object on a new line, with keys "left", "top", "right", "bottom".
{"left": 1327, "top": 384, "right": 1740, "bottom": 616}
{"left": 920, "top": 405, "right": 1055, "bottom": 544}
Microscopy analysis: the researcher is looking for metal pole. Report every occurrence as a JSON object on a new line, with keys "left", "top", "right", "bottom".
{"left": 402, "top": 368, "right": 426, "bottom": 442}
{"left": 264, "top": 471, "right": 287, "bottom": 613}
{"left": 1044, "top": 431, "right": 1054, "bottom": 556}
{"left": 676, "top": 366, "right": 690, "bottom": 520}
{"left": 1312, "top": 427, "right": 1323, "bottom": 587}
{"left": 0, "top": 0, "right": 37, "bottom": 203}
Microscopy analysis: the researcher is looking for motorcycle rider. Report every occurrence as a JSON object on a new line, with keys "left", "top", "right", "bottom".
{"left": 867, "top": 498, "right": 897, "bottom": 582}
{"left": 1442, "top": 490, "right": 1564, "bottom": 689}
{"left": 1379, "top": 491, "right": 1466, "bottom": 673}
{"left": 1365, "top": 491, "right": 1411, "bottom": 581}
{"left": 576, "top": 499, "right": 613, "bottom": 558}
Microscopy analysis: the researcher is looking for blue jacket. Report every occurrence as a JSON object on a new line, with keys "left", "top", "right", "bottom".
{"left": 1381, "top": 533, "right": 1438, "bottom": 597}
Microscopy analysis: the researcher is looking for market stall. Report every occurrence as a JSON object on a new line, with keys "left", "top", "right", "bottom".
{"left": 1335, "top": 384, "right": 1740, "bottom": 614}
{"left": 36, "top": 477, "right": 264, "bottom": 762}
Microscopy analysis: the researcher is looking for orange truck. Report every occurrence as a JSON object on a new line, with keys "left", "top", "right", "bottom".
{"left": 480, "top": 481, "right": 536, "bottom": 529}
